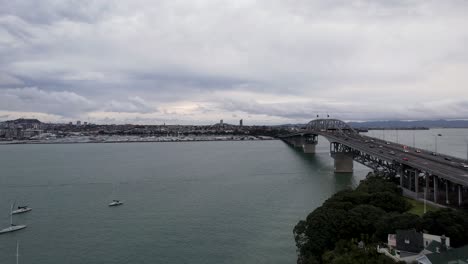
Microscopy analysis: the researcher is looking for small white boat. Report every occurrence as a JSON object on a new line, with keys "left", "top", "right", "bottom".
{"left": 11, "top": 206, "right": 32, "bottom": 215}
{"left": 0, "top": 205, "right": 27, "bottom": 235}
{"left": 0, "top": 225, "right": 27, "bottom": 234}
{"left": 108, "top": 200, "right": 123, "bottom": 207}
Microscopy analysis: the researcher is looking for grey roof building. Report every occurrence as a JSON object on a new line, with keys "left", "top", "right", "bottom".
{"left": 396, "top": 229, "right": 424, "bottom": 254}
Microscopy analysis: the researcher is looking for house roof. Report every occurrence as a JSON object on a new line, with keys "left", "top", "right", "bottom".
{"left": 425, "top": 240, "right": 442, "bottom": 254}
{"left": 425, "top": 245, "right": 468, "bottom": 264}
{"left": 396, "top": 229, "right": 424, "bottom": 253}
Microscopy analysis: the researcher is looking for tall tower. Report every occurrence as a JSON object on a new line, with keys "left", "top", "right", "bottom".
{"left": 239, "top": 119, "right": 243, "bottom": 127}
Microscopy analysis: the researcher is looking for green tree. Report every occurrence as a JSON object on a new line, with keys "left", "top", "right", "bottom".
{"left": 368, "top": 192, "right": 411, "bottom": 213}
{"left": 346, "top": 205, "right": 385, "bottom": 239}
{"left": 322, "top": 240, "right": 396, "bottom": 264}
{"left": 373, "top": 212, "right": 420, "bottom": 242}
{"left": 420, "top": 209, "right": 468, "bottom": 247}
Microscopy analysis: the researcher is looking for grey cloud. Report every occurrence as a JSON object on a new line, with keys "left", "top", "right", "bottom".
{"left": 0, "top": 0, "right": 111, "bottom": 24}
{"left": 0, "top": 87, "right": 159, "bottom": 118}
{"left": 102, "top": 96, "right": 156, "bottom": 114}
{"left": 218, "top": 98, "right": 468, "bottom": 122}
{"left": 0, "top": 87, "right": 95, "bottom": 116}
{"left": 1, "top": 1, "right": 468, "bottom": 123}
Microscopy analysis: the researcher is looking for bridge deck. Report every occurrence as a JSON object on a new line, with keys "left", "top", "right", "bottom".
{"left": 281, "top": 130, "right": 468, "bottom": 186}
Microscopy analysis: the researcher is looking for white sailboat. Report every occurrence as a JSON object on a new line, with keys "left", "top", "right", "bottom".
{"left": 108, "top": 199, "right": 124, "bottom": 207}
{"left": 0, "top": 204, "right": 27, "bottom": 234}
{"left": 108, "top": 183, "right": 123, "bottom": 207}
{"left": 11, "top": 205, "right": 32, "bottom": 215}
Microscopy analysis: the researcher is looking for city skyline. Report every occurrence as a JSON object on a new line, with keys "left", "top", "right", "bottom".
{"left": 1, "top": 1, "right": 468, "bottom": 125}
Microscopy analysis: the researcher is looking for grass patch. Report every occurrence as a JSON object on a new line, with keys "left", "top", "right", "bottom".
{"left": 405, "top": 197, "right": 439, "bottom": 216}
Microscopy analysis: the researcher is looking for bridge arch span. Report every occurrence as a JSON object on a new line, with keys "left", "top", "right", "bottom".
{"left": 306, "top": 119, "right": 356, "bottom": 134}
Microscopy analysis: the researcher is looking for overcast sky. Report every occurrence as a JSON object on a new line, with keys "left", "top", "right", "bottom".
{"left": 1, "top": 1, "right": 468, "bottom": 125}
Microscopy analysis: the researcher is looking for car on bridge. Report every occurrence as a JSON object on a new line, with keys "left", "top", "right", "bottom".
{"left": 461, "top": 163, "right": 468, "bottom": 168}
{"left": 389, "top": 151, "right": 395, "bottom": 155}
{"left": 415, "top": 149, "right": 421, "bottom": 153}
{"left": 403, "top": 157, "right": 409, "bottom": 161}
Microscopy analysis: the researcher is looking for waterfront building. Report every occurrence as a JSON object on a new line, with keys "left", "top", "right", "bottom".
{"left": 378, "top": 229, "right": 451, "bottom": 263}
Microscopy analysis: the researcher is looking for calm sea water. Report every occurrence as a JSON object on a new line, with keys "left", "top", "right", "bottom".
{"left": 364, "top": 128, "right": 468, "bottom": 160}
{"left": 0, "top": 129, "right": 465, "bottom": 263}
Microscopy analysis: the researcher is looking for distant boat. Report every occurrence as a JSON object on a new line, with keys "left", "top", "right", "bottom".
{"left": 0, "top": 204, "right": 27, "bottom": 234}
{"left": 108, "top": 200, "right": 123, "bottom": 207}
{"left": 438, "top": 133, "right": 442, "bottom": 136}
{"left": 11, "top": 206, "right": 32, "bottom": 215}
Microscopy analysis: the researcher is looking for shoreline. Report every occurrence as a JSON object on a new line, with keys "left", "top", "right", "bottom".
{"left": 0, "top": 138, "right": 279, "bottom": 145}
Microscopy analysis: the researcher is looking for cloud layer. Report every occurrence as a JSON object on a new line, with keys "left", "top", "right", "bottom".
{"left": 1, "top": 0, "right": 468, "bottom": 124}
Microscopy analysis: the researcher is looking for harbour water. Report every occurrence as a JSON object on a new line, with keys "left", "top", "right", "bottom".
{"left": 0, "top": 129, "right": 466, "bottom": 263}
{"left": 364, "top": 128, "right": 468, "bottom": 160}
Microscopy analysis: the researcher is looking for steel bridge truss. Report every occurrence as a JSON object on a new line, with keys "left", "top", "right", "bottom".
{"left": 306, "top": 119, "right": 356, "bottom": 134}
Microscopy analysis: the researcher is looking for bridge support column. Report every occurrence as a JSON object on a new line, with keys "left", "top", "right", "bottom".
{"left": 446, "top": 180, "right": 450, "bottom": 205}
{"left": 434, "top": 176, "right": 438, "bottom": 204}
{"left": 330, "top": 142, "right": 353, "bottom": 173}
{"left": 302, "top": 134, "right": 318, "bottom": 154}
{"left": 425, "top": 174, "right": 429, "bottom": 200}
{"left": 415, "top": 172, "right": 419, "bottom": 195}
{"left": 332, "top": 153, "right": 353, "bottom": 173}
{"left": 399, "top": 167, "right": 403, "bottom": 187}
{"left": 303, "top": 144, "right": 316, "bottom": 153}
{"left": 408, "top": 170, "right": 413, "bottom": 192}
{"left": 459, "top": 185, "right": 463, "bottom": 207}
{"left": 293, "top": 136, "right": 305, "bottom": 148}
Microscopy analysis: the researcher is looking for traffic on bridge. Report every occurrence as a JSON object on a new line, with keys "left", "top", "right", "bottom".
{"left": 280, "top": 119, "right": 468, "bottom": 208}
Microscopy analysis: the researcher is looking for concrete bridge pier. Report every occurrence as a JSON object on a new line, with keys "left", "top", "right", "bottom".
{"left": 332, "top": 153, "right": 353, "bottom": 173}
{"left": 302, "top": 134, "right": 318, "bottom": 154}
{"left": 330, "top": 142, "right": 353, "bottom": 173}
{"left": 303, "top": 143, "right": 316, "bottom": 153}
{"left": 293, "top": 136, "right": 305, "bottom": 148}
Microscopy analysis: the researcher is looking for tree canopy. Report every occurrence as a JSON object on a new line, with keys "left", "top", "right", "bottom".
{"left": 294, "top": 174, "right": 468, "bottom": 263}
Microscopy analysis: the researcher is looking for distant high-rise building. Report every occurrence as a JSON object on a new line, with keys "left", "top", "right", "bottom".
{"left": 239, "top": 119, "right": 243, "bottom": 127}
{"left": 77, "top": 121, "right": 81, "bottom": 126}
{"left": 69, "top": 122, "right": 73, "bottom": 125}
{"left": 220, "top": 119, "right": 223, "bottom": 125}
{"left": 83, "top": 122, "right": 88, "bottom": 126}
